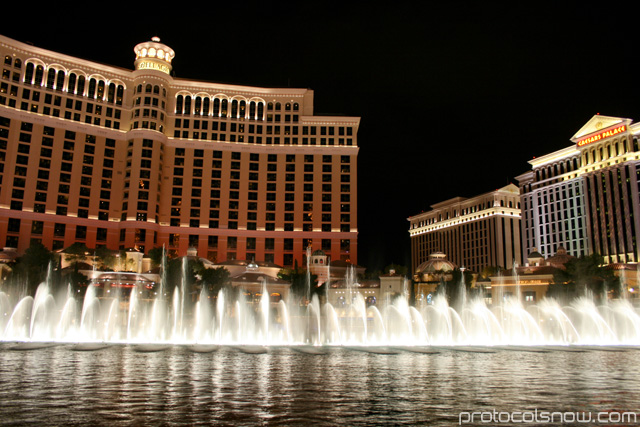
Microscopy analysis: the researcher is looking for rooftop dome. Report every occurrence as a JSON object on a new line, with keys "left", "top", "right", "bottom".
{"left": 312, "top": 249, "right": 326, "bottom": 257}
{"left": 133, "top": 37, "right": 175, "bottom": 74}
{"left": 415, "top": 252, "right": 457, "bottom": 274}
{"left": 527, "top": 248, "right": 545, "bottom": 265}
{"left": 546, "top": 245, "right": 574, "bottom": 268}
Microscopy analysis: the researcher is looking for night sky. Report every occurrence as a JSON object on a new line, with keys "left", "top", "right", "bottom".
{"left": 3, "top": 3, "right": 640, "bottom": 272}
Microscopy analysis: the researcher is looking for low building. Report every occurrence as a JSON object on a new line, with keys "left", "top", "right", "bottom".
{"left": 412, "top": 252, "right": 457, "bottom": 305}
{"left": 488, "top": 246, "right": 573, "bottom": 305}
{"left": 229, "top": 260, "right": 290, "bottom": 305}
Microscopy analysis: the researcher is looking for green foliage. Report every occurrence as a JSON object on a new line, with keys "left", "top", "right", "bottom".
{"left": 550, "top": 253, "right": 620, "bottom": 302}
{"left": 148, "top": 247, "right": 165, "bottom": 267}
{"left": 200, "top": 266, "right": 230, "bottom": 294}
{"left": 165, "top": 257, "right": 204, "bottom": 288}
{"left": 278, "top": 266, "right": 317, "bottom": 300}
{"left": 435, "top": 268, "right": 474, "bottom": 309}
{"left": 477, "top": 265, "right": 504, "bottom": 280}
{"left": 93, "top": 247, "right": 124, "bottom": 271}
{"left": 63, "top": 242, "right": 90, "bottom": 273}
{"left": 9, "top": 241, "right": 55, "bottom": 295}
{"left": 384, "top": 263, "right": 408, "bottom": 276}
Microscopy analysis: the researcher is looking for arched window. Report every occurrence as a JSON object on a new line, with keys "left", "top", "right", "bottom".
{"left": 213, "top": 98, "right": 220, "bottom": 116}
{"left": 249, "top": 101, "right": 256, "bottom": 119}
{"left": 97, "top": 80, "right": 105, "bottom": 100}
{"left": 153, "top": 85, "right": 159, "bottom": 94}
{"left": 239, "top": 100, "right": 246, "bottom": 119}
{"left": 220, "top": 99, "right": 228, "bottom": 118}
{"left": 88, "top": 78, "right": 97, "bottom": 98}
{"left": 24, "top": 63, "right": 34, "bottom": 84}
{"left": 77, "top": 75, "right": 86, "bottom": 95}
{"left": 285, "top": 103, "right": 291, "bottom": 111}
{"left": 145, "top": 84, "right": 152, "bottom": 93}
{"left": 14, "top": 58, "right": 22, "bottom": 69}
{"left": 107, "top": 83, "right": 116, "bottom": 103}
{"left": 56, "top": 70, "right": 65, "bottom": 91}
{"left": 194, "top": 96, "right": 202, "bottom": 115}
{"left": 257, "top": 102, "right": 264, "bottom": 120}
{"left": 184, "top": 96, "right": 192, "bottom": 115}
{"left": 202, "top": 98, "right": 210, "bottom": 115}
{"left": 231, "top": 99, "right": 238, "bottom": 117}
{"left": 116, "top": 85, "right": 124, "bottom": 105}
{"left": 46, "top": 68, "right": 56, "bottom": 89}
{"left": 68, "top": 73, "right": 77, "bottom": 94}
{"left": 34, "top": 65, "right": 44, "bottom": 86}
{"left": 136, "top": 84, "right": 142, "bottom": 93}
{"left": 176, "top": 95, "right": 184, "bottom": 114}
{"left": 293, "top": 103, "right": 299, "bottom": 111}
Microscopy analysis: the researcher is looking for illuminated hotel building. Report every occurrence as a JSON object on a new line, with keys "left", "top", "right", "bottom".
{"left": 516, "top": 115, "right": 640, "bottom": 264}
{"left": 0, "top": 34, "right": 359, "bottom": 267}
{"left": 408, "top": 184, "right": 522, "bottom": 274}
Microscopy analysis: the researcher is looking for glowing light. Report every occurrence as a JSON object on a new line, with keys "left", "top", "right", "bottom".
{"left": 577, "top": 125, "right": 626, "bottom": 147}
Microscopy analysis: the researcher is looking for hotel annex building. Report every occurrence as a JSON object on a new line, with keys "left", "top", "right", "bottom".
{"left": 0, "top": 35, "right": 360, "bottom": 267}
{"left": 408, "top": 184, "right": 523, "bottom": 274}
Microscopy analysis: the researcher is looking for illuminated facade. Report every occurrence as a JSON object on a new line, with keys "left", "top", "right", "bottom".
{"left": 408, "top": 184, "right": 522, "bottom": 275}
{"left": 516, "top": 115, "right": 640, "bottom": 264}
{"left": 0, "top": 34, "right": 359, "bottom": 267}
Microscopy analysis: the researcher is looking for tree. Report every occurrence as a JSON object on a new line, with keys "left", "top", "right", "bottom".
{"left": 477, "top": 265, "right": 504, "bottom": 280}
{"left": 63, "top": 242, "right": 90, "bottom": 274}
{"left": 435, "top": 268, "right": 474, "bottom": 309}
{"left": 200, "top": 266, "right": 230, "bottom": 295}
{"left": 93, "top": 247, "right": 122, "bottom": 271}
{"left": 148, "top": 247, "right": 165, "bottom": 268}
{"left": 278, "top": 261, "right": 317, "bottom": 301}
{"left": 384, "top": 263, "right": 408, "bottom": 276}
{"left": 165, "top": 257, "right": 204, "bottom": 289}
{"left": 549, "top": 253, "right": 620, "bottom": 302}
{"left": 9, "top": 241, "right": 55, "bottom": 295}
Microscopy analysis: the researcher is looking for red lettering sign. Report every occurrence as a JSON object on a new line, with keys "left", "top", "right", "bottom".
{"left": 577, "top": 125, "right": 626, "bottom": 147}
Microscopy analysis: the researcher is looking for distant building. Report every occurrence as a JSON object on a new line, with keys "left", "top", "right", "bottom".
{"left": 228, "top": 260, "right": 290, "bottom": 305}
{"left": 516, "top": 114, "right": 640, "bottom": 264}
{"left": 412, "top": 251, "right": 457, "bottom": 305}
{"left": 487, "top": 246, "right": 573, "bottom": 305}
{"left": 0, "top": 34, "right": 359, "bottom": 269}
{"left": 408, "top": 184, "right": 522, "bottom": 275}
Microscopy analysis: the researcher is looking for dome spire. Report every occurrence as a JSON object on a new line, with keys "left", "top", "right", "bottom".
{"left": 133, "top": 37, "right": 175, "bottom": 75}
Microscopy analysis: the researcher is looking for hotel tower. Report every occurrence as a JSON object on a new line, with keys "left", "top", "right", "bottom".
{"left": 517, "top": 115, "right": 640, "bottom": 264}
{"left": 0, "top": 34, "right": 360, "bottom": 267}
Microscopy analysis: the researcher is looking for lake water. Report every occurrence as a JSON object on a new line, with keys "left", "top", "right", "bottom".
{"left": 1, "top": 345, "right": 639, "bottom": 426}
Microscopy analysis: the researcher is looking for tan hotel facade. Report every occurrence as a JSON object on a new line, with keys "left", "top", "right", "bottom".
{"left": 408, "top": 184, "right": 522, "bottom": 274}
{"left": 0, "top": 35, "right": 359, "bottom": 267}
{"left": 517, "top": 114, "right": 640, "bottom": 264}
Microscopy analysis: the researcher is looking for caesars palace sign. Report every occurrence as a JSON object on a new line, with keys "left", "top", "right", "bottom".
{"left": 577, "top": 125, "right": 627, "bottom": 147}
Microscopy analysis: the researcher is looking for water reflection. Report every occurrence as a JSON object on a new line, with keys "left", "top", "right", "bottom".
{"left": 0, "top": 346, "right": 639, "bottom": 426}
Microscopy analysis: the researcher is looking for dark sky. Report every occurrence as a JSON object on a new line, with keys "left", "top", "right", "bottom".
{"left": 3, "top": 3, "right": 640, "bottom": 272}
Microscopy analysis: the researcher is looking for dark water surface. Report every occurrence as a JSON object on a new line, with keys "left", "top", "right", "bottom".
{"left": 0, "top": 345, "right": 639, "bottom": 426}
